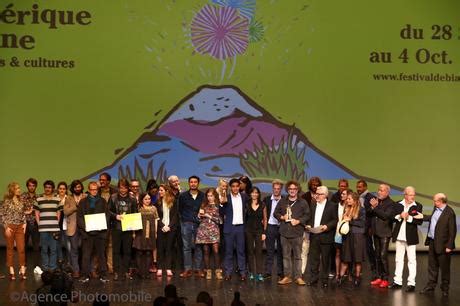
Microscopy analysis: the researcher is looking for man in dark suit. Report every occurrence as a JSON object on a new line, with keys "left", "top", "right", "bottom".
{"left": 368, "top": 184, "right": 394, "bottom": 288}
{"left": 306, "top": 186, "right": 338, "bottom": 287}
{"left": 220, "top": 178, "right": 248, "bottom": 281}
{"left": 263, "top": 179, "right": 284, "bottom": 280}
{"left": 420, "top": 193, "right": 456, "bottom": 297}
{"left": 388, "top": 186, "right": 423, "bottom": 292}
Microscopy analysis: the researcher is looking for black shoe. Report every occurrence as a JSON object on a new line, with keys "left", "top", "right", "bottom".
{"left": 79, "top": 276, "right": 90, "bottom": 283}
{"left": 306, "top": 280, "right": 318, "bottom": 286}
{"left": 405, "top": 285, "right": 415, "bottom": 292}
{"left": 99, "top": 275, "right": 109, "bottom": 283}
{"left": 388, "top": 282, "right": 402, "bottom": 289}
{"left": 263, "top": 273, "right": 271, "bottom": 279}
{"left": 224, "top": 275, "right": 232, "bottom": 281}
{"left": 322, "top": 282, "right": 329, "bottom": 288}
{"left": 353, "top": 277, "right": 361, "bottom": 287}
{"left": 442, "top": 291, "right": 449, "bottom": 297}
{"left": 419, "top": 286, "right": 435, "bottom": 294}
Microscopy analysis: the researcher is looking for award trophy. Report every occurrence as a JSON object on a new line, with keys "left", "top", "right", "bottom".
{"left": 286, "top": 206, "right": 292, "bottom": 222}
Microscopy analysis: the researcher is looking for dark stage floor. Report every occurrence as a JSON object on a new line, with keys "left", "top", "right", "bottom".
{"left": 0, "top": 251, "right": 457, "bottom": 305}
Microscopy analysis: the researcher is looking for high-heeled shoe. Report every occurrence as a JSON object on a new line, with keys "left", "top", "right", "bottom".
{"left": 9, "top": 273, "right": 16, "bottom": 281}
{"left": 156, "top": 269, "right": 163, "bottom": 277}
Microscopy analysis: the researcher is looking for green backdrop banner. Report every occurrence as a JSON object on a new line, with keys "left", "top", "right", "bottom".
{"left": 1, "top": 0, "right": 459, "bottom": 236}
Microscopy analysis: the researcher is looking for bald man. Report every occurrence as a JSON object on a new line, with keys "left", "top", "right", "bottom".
{"left": 388, "top": 187, "right": 423, "bottom": 292}
{"left": 368, "top": 184, "right": 394, "bottom": 288}
{"left": 420, "top": 193, "right": 456, "bottom": 297}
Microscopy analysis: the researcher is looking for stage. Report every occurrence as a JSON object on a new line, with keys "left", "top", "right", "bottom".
{"left": 0, "top": 251, "right": 457, "bottom": 305}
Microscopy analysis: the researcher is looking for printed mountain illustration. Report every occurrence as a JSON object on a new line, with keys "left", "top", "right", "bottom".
{"left": 82, "top": 85, "right": 397, "bottom": 194}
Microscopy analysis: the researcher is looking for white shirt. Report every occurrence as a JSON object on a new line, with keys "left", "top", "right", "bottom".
{"left": 162, "top": 200, "right": 170, "bottom": 227}
{"left": 314, "top": 199, "right": 327, "bottom": 228}
{"left": 396, "top": 199, "right": 416, "bottom": 241}
{"left": 231, "top": 193, "right": 244, "bottom": 225}
{"left": 268, "top": 195, "right": 281, "bottom": 225}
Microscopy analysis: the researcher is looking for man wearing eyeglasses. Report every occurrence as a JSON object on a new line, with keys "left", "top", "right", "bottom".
{"left": 306, "top": 186, "right": 338, "bottom": 288}
{"left": 275, "top": 180, "right": 310, "bottom": 286}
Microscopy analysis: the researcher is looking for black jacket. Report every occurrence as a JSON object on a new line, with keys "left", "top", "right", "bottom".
{"left": 424, "top": 205, "right": 456, "bottom": 254}
{"left": 108, "top": 193, "right": 138, "bottom": 230}
{"left": 308, "top": 200, "right": 338, "bottom": 243}
{"left": 391, "top": 200, "right": 423, "bottom": 245}
{"left": 157, "top": 200, "right": 179, "bottom": 232}
{"left": 274, "top": 197, "right": 310, "bottom": 238}
{"left": 263, "top": 194, "right": 284, "bottom": 225}
{"left": 77, "top": 195, "right": 109, "bottom": 239}
{"left": 368, "top": 196, "right": 394, "bottom": 238}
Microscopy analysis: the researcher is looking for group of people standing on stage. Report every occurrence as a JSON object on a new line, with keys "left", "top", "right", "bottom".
{"left": 0, "top": 174, "right": 456, "bottom": 296}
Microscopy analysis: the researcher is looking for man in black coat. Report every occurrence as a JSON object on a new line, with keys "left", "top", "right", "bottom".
{"left": 77, "top": 181, "right": 110, "bottom": 283}
{"left": 420, "top": 193, "right": 457, "bottom": 297}
{"left": 263, "top": 179, "right": 284, "bottom": 279}
{"left": 306, "top": 186, "right": 338, "bottom": 287}
{"left": 368, "top": 184, "right": 394, "bottom": 288}
{"left": 388, "top": 186, "right": 423, "bottom": 292}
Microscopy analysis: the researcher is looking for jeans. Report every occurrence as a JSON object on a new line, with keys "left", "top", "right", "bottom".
{"left": 281, "top": 235, "right": 303, "bottom": 279}
{"left": 181, "top": 222, "right": 203, "bottom": 270}
{"left": 40, "top": 232, "right": 58, "bottom": 271}
{"left": 66, "top": 232, "right": 80, "bottom": 273}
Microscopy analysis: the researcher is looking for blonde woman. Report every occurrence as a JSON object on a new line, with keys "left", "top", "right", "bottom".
{"left": 2, "top": 182, "right": 31, "bottom": 280}
{"left": 338, "top": 192, "right": 366, "bottom": 287}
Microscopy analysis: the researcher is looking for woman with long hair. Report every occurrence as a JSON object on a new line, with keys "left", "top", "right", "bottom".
{"left": 239, "top": 176, "right": 252, "bottom": 195}
{"left": 133, "top": 193, "right": 159, "bottom": 279}
{"left": 155, "top": 184, "right": 179, "bottom": 277}
{"left": 2, "top": 182, "right": 31, "bottom": 280}
{"left": 196, "top": 188, "right": 223, "bottom": 280}
{"left": 333, "top": 188, "right": 351, "bottom": 280}
{"left": 338, "top": 192, "right": 366, "bottom": 287}
{"left": 245, "top": 186, "right": 267, "bottom": 281}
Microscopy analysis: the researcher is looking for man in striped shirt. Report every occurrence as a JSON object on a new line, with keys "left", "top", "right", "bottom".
{"left": 34, "top": 180, "right": 63, "bottom": 271}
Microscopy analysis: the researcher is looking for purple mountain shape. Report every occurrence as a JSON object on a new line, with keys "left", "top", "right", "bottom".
{"left": 81, "top": 85, "right": 448, "bottom": 204}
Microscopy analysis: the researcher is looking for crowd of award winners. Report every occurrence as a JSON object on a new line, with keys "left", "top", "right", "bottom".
{"left": 0, "top": 174, "right": 456, "bottom": 297}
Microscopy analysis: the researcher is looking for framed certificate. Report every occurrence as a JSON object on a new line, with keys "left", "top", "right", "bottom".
{"left": 121, "top": 213, "right": 143, "bottom": 231}
{"left": 84, "top": 213, "right": 107, "bottom": 232}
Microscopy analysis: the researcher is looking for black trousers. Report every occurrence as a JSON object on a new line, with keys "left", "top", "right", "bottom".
{"left": 112, "top": 229, "right": 133, "bottom": 274}
{"left": 245, "top": 231, "right": 264, "bottom": 274}
{"left": 373, "top": 236, "right": 390, "bottom": 280}
{"left": 427, "top": 239, "right": 451, "bottom": 291}
{"left": 307, "top": 235, "right": 332, "bottom": 283}
{"left": 157, "top": 230, "right": 176, "bottom": 270}
{"left": 25, "top": 219, "right": 40, "bottom": 267}
{"left": 265, "top": 224, "right": 283, "bottom": 276}
{"left": 366, "top": 233, "right": 377, "bottom": 278}
{"left": 81, "top": 235, "right": 107, "bottom": 277}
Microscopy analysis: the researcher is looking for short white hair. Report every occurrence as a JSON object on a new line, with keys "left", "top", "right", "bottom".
{"left": 317, "top": 185, "right": 328, "bottom": 195}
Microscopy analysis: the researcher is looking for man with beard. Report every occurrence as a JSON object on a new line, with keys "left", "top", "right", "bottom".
{"left": 330, "top": 179, "right": 349, "bottom": 204}
{"left": 63, "top": 180, "right": 86, "bottom": 278}
{"left": 178, "top": 176, "right": 205, "bottom": 278}
{"left": 77, "top": 181, "right": 109, "bottom": 283}
{"left": 21, "top": 178, "right": 41, "bottom": 273}
{"left": 368, "top": 184, "right": 395, "bottom": 288}
{"left": 108, "top": 179, "right": 138, "bottom": 281}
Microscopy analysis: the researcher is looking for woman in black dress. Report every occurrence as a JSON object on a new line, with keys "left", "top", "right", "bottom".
{"left": 338, "top": 192, "right": 366, "bottom": 286}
